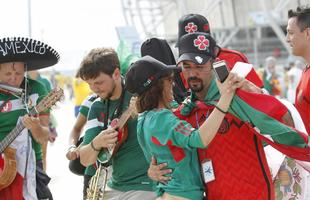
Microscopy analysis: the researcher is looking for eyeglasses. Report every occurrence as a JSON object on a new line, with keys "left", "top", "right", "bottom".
{"left": 179, "top": 63, "right": 213, "bottom": 73}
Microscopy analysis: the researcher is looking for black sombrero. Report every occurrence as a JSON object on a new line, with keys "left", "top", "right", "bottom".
{"left": 0, "top": 37, "right": 60, "bottom": 70}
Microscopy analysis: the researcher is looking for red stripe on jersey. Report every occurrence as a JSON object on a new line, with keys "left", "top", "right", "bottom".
{"left": 175, "top": 122, "right": 191, "bottom": 136}
{"left": 167, "top": 140, "right": 186, "bottom": 163}
{"left": 151, "top": 137, "right": 185, "bottom": 162}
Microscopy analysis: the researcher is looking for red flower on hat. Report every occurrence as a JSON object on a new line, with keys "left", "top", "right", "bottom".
{"left": 203, "top": 24, "right": 209, "bottom": 32}
{"left": 194, "top": 35, "right": 209, "bottom": 50}
{"left": 185, "top": 22, "right": 198, "bottom": 33}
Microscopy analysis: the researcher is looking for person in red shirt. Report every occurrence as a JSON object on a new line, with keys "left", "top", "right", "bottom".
{"left": 286, "top": 6, "right": 310, "bottom": 135}
{"left": 147, "top": 32, "right": 309, "bottom": 200}
{"left": 176, "top": 14, "right": 264, "bottom": 89}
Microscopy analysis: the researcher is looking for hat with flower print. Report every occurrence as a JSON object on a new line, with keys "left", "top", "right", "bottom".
{"left": 177, "top": 32, "right": 216, "bottom": 65}
{"left": 176, "top": 14, "right": 211, "bottom": 47}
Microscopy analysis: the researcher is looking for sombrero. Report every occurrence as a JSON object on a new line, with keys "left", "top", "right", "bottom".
{"left": 0, "top": 37, "right": 60, "bottom": 70}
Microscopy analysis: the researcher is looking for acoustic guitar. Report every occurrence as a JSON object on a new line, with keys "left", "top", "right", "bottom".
{"left": 0, "top": 87, "right": 64, "bottom": 190}
{"left": 97, "top": 97, "right": 136, "bottom": 164}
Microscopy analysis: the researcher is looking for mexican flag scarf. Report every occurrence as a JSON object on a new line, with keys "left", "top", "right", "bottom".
{"left": 180, "top": 78, "right": 310, "bottom": 161}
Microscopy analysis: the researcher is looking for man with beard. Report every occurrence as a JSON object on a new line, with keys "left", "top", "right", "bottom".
{"left": 286, "top": 6, "right": 310, "bottom": 135}
{"left": 148, "top": 32, "right": 309, "bottom": 200}
{"left": 77, "top": 48, "right": 156, "bottom": 200}
{"left": 176, "top": 13, "right": 264, "bottom": 90}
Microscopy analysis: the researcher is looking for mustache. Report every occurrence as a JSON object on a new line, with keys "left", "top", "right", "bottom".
{"left": 187, "top": 77, "right": 202, "bottom": 82}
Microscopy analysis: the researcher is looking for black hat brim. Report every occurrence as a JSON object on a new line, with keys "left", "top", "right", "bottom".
{"left": 177, "top": 53, "right": 211, "bottom": 65}
{"left": 166, "top": 65, "right": 182, "bottom": 73}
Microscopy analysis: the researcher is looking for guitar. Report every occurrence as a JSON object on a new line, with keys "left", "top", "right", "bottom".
{"left": 97, "top": 97, "right": 136, "bottom": 164}
{"left": 0, "top": 87, "right": 64, "bottom": 190}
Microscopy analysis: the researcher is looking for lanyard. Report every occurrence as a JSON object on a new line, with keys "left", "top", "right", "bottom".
{"left": 103, "top": 81, "right": 126, "bottom": 129}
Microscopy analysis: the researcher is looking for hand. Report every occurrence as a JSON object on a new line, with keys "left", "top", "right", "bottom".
{"left": 216, "top": 73, "right": 243, "bottom": 110}
{"left": 22, "top": 115, "right": 41, "bottom": 132}
{"left": 241, "top": 79, "right": 263, "bottom": 94}
{"left": 93, "top": 128, "right": 118, "bottom": 149}
{"left": 66, "top": 146, "right": 79, "bottom": 160}
{"left": 148, "top": 156, "right": 172, "bottom": 184}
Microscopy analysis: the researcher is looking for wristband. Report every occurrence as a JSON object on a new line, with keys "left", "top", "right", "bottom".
{"left": 68, "top": 145, "right": 76, "bottom": 151}
{"left": 90, "top": 141, "right": 101, "bottom": 152}
{"left": 214, "top": 105, "right": 228, "bottom": 114}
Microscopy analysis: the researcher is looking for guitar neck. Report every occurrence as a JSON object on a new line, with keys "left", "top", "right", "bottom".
{"left": 0, "top": 121, "right": 25, "bottom": 153}
{"left": 0, "top": 87, "right": 63, "bottom": 154}
{"left": 0, "top": 107, "right": 37, "bottom": 153}
{"left": 116, "top": 109, "right": 132, "bottom": 129}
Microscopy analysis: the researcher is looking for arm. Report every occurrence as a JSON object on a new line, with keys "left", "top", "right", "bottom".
{"left": 22, "top": 114, "right": 50, "bottom": 144}
{"left": 79, "top": 128, "right": 118, "bottom": 166}
{"left": 198, "top": 73, "right": 241, "bottom": 147}
{"left": 66, "top": 114, "right": 87, "bottom": 160}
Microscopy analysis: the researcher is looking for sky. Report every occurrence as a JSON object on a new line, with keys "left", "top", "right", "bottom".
{"left": 0, "top": 0, "right": 126, "bottom": 72}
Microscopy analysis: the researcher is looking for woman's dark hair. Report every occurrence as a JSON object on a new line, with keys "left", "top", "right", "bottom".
{"left": 136, "top": 77, "right": 171, "bottom": 113}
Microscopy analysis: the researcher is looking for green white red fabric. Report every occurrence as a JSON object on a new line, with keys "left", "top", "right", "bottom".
{"left": 175, "top": 78, "right": 309, "bottom": 200}
{"left": 0, "top": 79, "right": 49, "bottom": 200}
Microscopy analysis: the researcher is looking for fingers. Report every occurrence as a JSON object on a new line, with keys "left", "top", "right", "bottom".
{"left": 22, "top": 115, "right": 40, "bottom": 130}
{"left": 66, "top": 150, "right": 79, "bottom": 160}
{"left": 223, "top": 73, "right": 243, "bottom": 92}
{"left": 229, "top": 74, "right": 244, "bottom": 90}
{"left": 148, "top": 157, "right": 172, "bottom": 184}
{"left": 96, "top": 131, "right": 119, "bottom": 148}
{"left": 150, "top": 156, "right": 157, "bottom": 165}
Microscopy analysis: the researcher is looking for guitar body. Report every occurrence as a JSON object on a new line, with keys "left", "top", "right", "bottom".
{"left": 0, "top": 87, "right": 63, "bottom": 191}
{"left": 0, "top": 147, "right": 17, "bottom": 191}
{"left": 113, "top": 125, "right": 128, "bottom": 156}
{"left": 97, "top": 120, "right": 129, "bottom": 164}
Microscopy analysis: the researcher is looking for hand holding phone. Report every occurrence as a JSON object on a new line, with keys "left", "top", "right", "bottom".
{"left": 212, "top": 60, "right": 229, "bottom": 83}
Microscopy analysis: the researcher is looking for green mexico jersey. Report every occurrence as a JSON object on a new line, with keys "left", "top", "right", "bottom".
{"left": 82, "top": 90, "right": 154, "bottom": 192}
{"left": 78, "top": 94, "right": 98, "bottom": 176}
{"left": 137, "top": 109, "right": 205, "bottom": 200}
{"left": 79, "top": 94, "right": 97, "bottom": 118}
{"left": 0, "top": 78, "right": 49, "bottom": 160}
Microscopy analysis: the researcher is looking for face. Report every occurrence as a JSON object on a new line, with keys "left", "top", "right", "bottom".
{"left": 0, "top": 62, "right": 25, "bottom": 87}
{"left": 266, "top": 61, "right": 276, "bottom": 74}
{"left": 179, "top": 59, "right": 213, "bottom": 93}
{"left": 286, "top": 17, "right": 310, "bottom": 57}
{"left": 162, "top": 75, "right": 174, "bottom": 104}
{"left": 85, "top": 72, "right": 116, "bottom": 99}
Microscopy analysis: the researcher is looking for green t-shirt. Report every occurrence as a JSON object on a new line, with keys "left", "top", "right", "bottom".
{"left": 82, "top": 91, "right": 154, "bottom": 192}
{"left": 35, "top": 75, "right": 52, "bottom": 92}
{"left": 79, "top": 94, "right": 97, "bottom": 118}
{"left": 78, "top": 94, "right": 98, "bottom": 176}
{"left": 0, "top": 78, "right": 49, "bottom": 161}
{"left": 137, "top": 109, "right": 205, "bottom": 200}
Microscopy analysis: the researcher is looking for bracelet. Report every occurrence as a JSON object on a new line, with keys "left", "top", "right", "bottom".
{"left": 214, "top": 105, "right": 228, "bottom": 114}
{"left": 90, "top": 141, "right": 101, "bottom": 152}
{"left": 67, "top": 145, "right": 76, "bottom": 151}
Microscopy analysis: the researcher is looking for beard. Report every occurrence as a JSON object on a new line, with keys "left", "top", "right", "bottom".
{"left": 187, "top": 76, "right": 204, "bottom": 93}
{"left": 99, "top": 79, "right": 116, "bottom": 99}
{"left": 106, "top": 80, "right": 116, "bottom": 99}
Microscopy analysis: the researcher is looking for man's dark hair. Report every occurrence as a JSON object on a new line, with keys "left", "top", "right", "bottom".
{"left": 136, "top": 78, "right": 166, "bottom": 113}
{"left": 288, "top": 6, "right": 310, "bottom": 31}
{"left": 76, "top": 48, "right": 120, "bottom": 80}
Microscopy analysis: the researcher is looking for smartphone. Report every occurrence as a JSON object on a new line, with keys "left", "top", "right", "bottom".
{"left": 212, "top": 60, "right": 229, "bottom": 83}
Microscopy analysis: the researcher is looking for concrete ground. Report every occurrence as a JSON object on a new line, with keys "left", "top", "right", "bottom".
{"left": 46, "top": 98, "right": 83, "bottom": 200}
